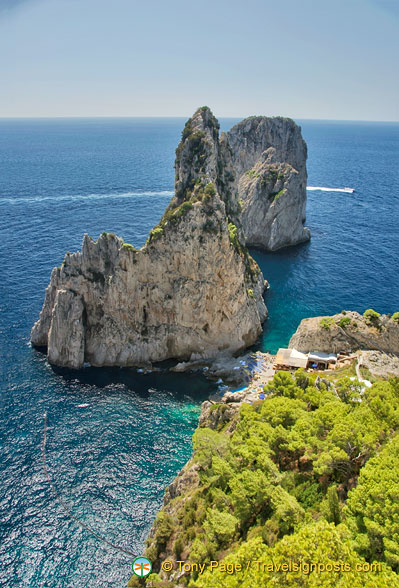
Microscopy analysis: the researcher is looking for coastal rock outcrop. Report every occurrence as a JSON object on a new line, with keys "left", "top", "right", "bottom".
{"left": 31, "top": 107, "right": 267, "bottom": 369}
{"left": 289, "top": 311, "right": 399, "bottom": 354}
{"left": 226, "top": 116, "right": 310, "bottom": 250}
{"left": 359, "top": 350, "right": 399, "bottom": 378}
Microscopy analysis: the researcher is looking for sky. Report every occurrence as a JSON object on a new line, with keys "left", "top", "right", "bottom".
{"left": 0, "top": 0, "right": 398, "bottom": 120}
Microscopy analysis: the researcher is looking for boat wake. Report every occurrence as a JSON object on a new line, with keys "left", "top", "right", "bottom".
{"left": 307, "top": 186, "right": 355, "bottom": 193}
{"left": 0, "top": 190, "right": 174, "bottom": 205}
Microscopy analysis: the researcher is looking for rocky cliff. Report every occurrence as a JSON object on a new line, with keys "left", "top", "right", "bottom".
{"left": 31, "top": 107, "right": 267, "bottom": 369}
{"left": 289, "top": 310, "right": 399, "bottom": 354}
{"left": 225, "top": 116, "right": 310, "bottom": 250}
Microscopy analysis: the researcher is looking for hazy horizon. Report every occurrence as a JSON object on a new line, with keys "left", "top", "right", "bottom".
{"left": 1, "top": 115, "right": 398, "bottom": 123}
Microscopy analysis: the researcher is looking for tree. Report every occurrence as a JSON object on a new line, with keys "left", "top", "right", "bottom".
{"left": 335, "top": 377, "right": 363, "bottom": 404}
{"left": 229, "top": 469, "right": 273, "bottom": 527}
{"left": 363, "top": 308, "right": 381, "bottom": 325}
{"left": 346, "top": 433, "right": 399, "bottom": 570}
{"left": 192, "top": 521, "right": 399, "bottom": 588}
{"left": 193, "top": 428, "right": 229, "bottom": 468}
{"left": 203, "top": 509, "right": 239, "bottom": 548}
{"left": 326, "top": 485, "right": 341, "bottom": 525}
{"left": 264, "top": 371, "right": 304, "bottom": 399}
{"left": 364, "top": 380, "right": 399, "bottom": 429}
{"left": 145, "top": 373, "right": 399, "bottom": 588}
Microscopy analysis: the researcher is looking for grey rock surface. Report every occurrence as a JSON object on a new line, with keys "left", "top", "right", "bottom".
{"left": 226, "top": 116, "right": 310, "bottom": 250}
{"left": 359, "top": 350, "right": 399, "bottom": 378}
{"left": 289, "top": 311, "right": 399, "bottom": 354}
{"left": 47, "top": 289, "right": 85, "bottom": 369}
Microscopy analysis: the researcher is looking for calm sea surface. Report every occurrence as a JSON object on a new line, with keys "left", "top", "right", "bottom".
{"left": 1, "top": 118, "right": 398, "bottom": 587}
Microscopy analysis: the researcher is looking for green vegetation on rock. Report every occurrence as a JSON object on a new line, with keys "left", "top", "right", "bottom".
{"left": 273, "top": 188, "right": 285, "bottom": 202}
{"left": 320, "top": 317, "right": 335, "bottom": 330}
{"left": 338, "top": 316, "right": 351, "bottom": 328}
{"left": 227, "top": 222, "right": 240, "bottom": 251}
{"left": 363, "top": 308, "right": 381, "bottom": 325}
{"left": 121, "top": 242, "right": 136, "bottom": 251}
{"left": 146, "top": 202, "right": 194, "bottom": 245}
{"left": 227, "top": 222, "right": 260, "bottom": 282}
{"left": 147, "top": 226, "right": 164, "bottom": 243}
{"left": 139, "top": 371, "right": 399, "bottom": 588}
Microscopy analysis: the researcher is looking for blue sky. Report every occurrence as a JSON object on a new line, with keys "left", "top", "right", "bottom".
{"left": 0, "top": 0, "right": 398, "bottom": 120}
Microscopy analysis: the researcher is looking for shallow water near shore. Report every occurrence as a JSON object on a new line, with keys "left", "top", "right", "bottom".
{"left": 1, "top": 117, "right": 398, "bottom": 587}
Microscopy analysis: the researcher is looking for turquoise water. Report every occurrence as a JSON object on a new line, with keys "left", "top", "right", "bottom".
{"left": 1, "top": 118, "right": 398, "bottom": 587}
{"left": 254, "top": 121, "right": 399, "bottom": 353}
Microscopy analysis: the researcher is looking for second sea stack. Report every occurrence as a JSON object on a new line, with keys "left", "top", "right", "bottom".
{"left": 226, "top": 116, "right": 310, "bottom": 250}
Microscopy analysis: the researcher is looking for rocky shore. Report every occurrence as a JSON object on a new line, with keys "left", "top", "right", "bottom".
{"left": 289, "top": 310, "right": 399, "bottom": 355}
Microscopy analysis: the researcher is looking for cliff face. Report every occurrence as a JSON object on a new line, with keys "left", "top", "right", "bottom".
{"left": 289, "top": 311, "right": 399, "bottom": 354}
{"left": 31, "top": 107, "right": 267, "bottom": 369}
{"left": 226, "top": 116, "right": 310, "bottom": 251}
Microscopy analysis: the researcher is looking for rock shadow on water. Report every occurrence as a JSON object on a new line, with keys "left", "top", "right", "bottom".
{"left": 249, "top": 238, "right": 312, "bottom": 271}
{"left": 42, "top": 352, "right": 216, "bottom": 404}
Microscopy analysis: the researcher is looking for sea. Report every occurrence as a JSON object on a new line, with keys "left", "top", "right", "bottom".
{"left": 0, "top": 117, "right": 398, "bottom": 587}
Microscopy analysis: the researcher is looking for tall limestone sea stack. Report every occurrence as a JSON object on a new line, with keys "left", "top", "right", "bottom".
{"left": 31, "top": 107, "right": 309, "bottom": 368}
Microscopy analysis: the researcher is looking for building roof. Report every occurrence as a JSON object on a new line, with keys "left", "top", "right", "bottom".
{"left": 275, "top": 348, "right": 338, "bottom": 369}
{"left": 308, "top": 351, "right": 337, "bottom": 363}
{"left": 275, "top": 348, "right": 308, "bottom": 369}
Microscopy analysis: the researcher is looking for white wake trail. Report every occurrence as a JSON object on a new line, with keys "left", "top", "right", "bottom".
{"left": 0, "top": 190, "right": 174, "bottom": 205}
{"left": 307, "top": 186, "right": 355, "bottom": 193}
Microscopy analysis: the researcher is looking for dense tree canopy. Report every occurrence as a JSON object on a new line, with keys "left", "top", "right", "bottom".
{"left": 346, "top": 433, "right": 399, "bottom": 570}
{"left": 193, "top": 521, "right": 399, "bottom": 588}
{"left": 131, "top": 373, "right": 399, "bottom": 588}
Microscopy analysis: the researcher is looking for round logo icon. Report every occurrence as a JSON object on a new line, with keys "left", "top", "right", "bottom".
{"left": 132, "top": 556, "right": 152, "bottom": 578}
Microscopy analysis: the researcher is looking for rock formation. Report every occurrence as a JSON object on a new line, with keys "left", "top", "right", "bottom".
{"left": 32, "top": 107, "right": 311, "bottom": 369}
{"left": 225, "top": 116, "right": 310, "bottom": 250}
{"left": 359, "top": 350, "right": 399, "bottom": 378}
{"left": 31, "top": 107, "right": 267, "bottom": 369}
{"left": 289, "top": 311, "right": 399, "bottom": 355}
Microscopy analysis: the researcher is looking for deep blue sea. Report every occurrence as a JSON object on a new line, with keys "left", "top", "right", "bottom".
{"left": 1, "top": 117, "right": 398, "bottom": 587}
